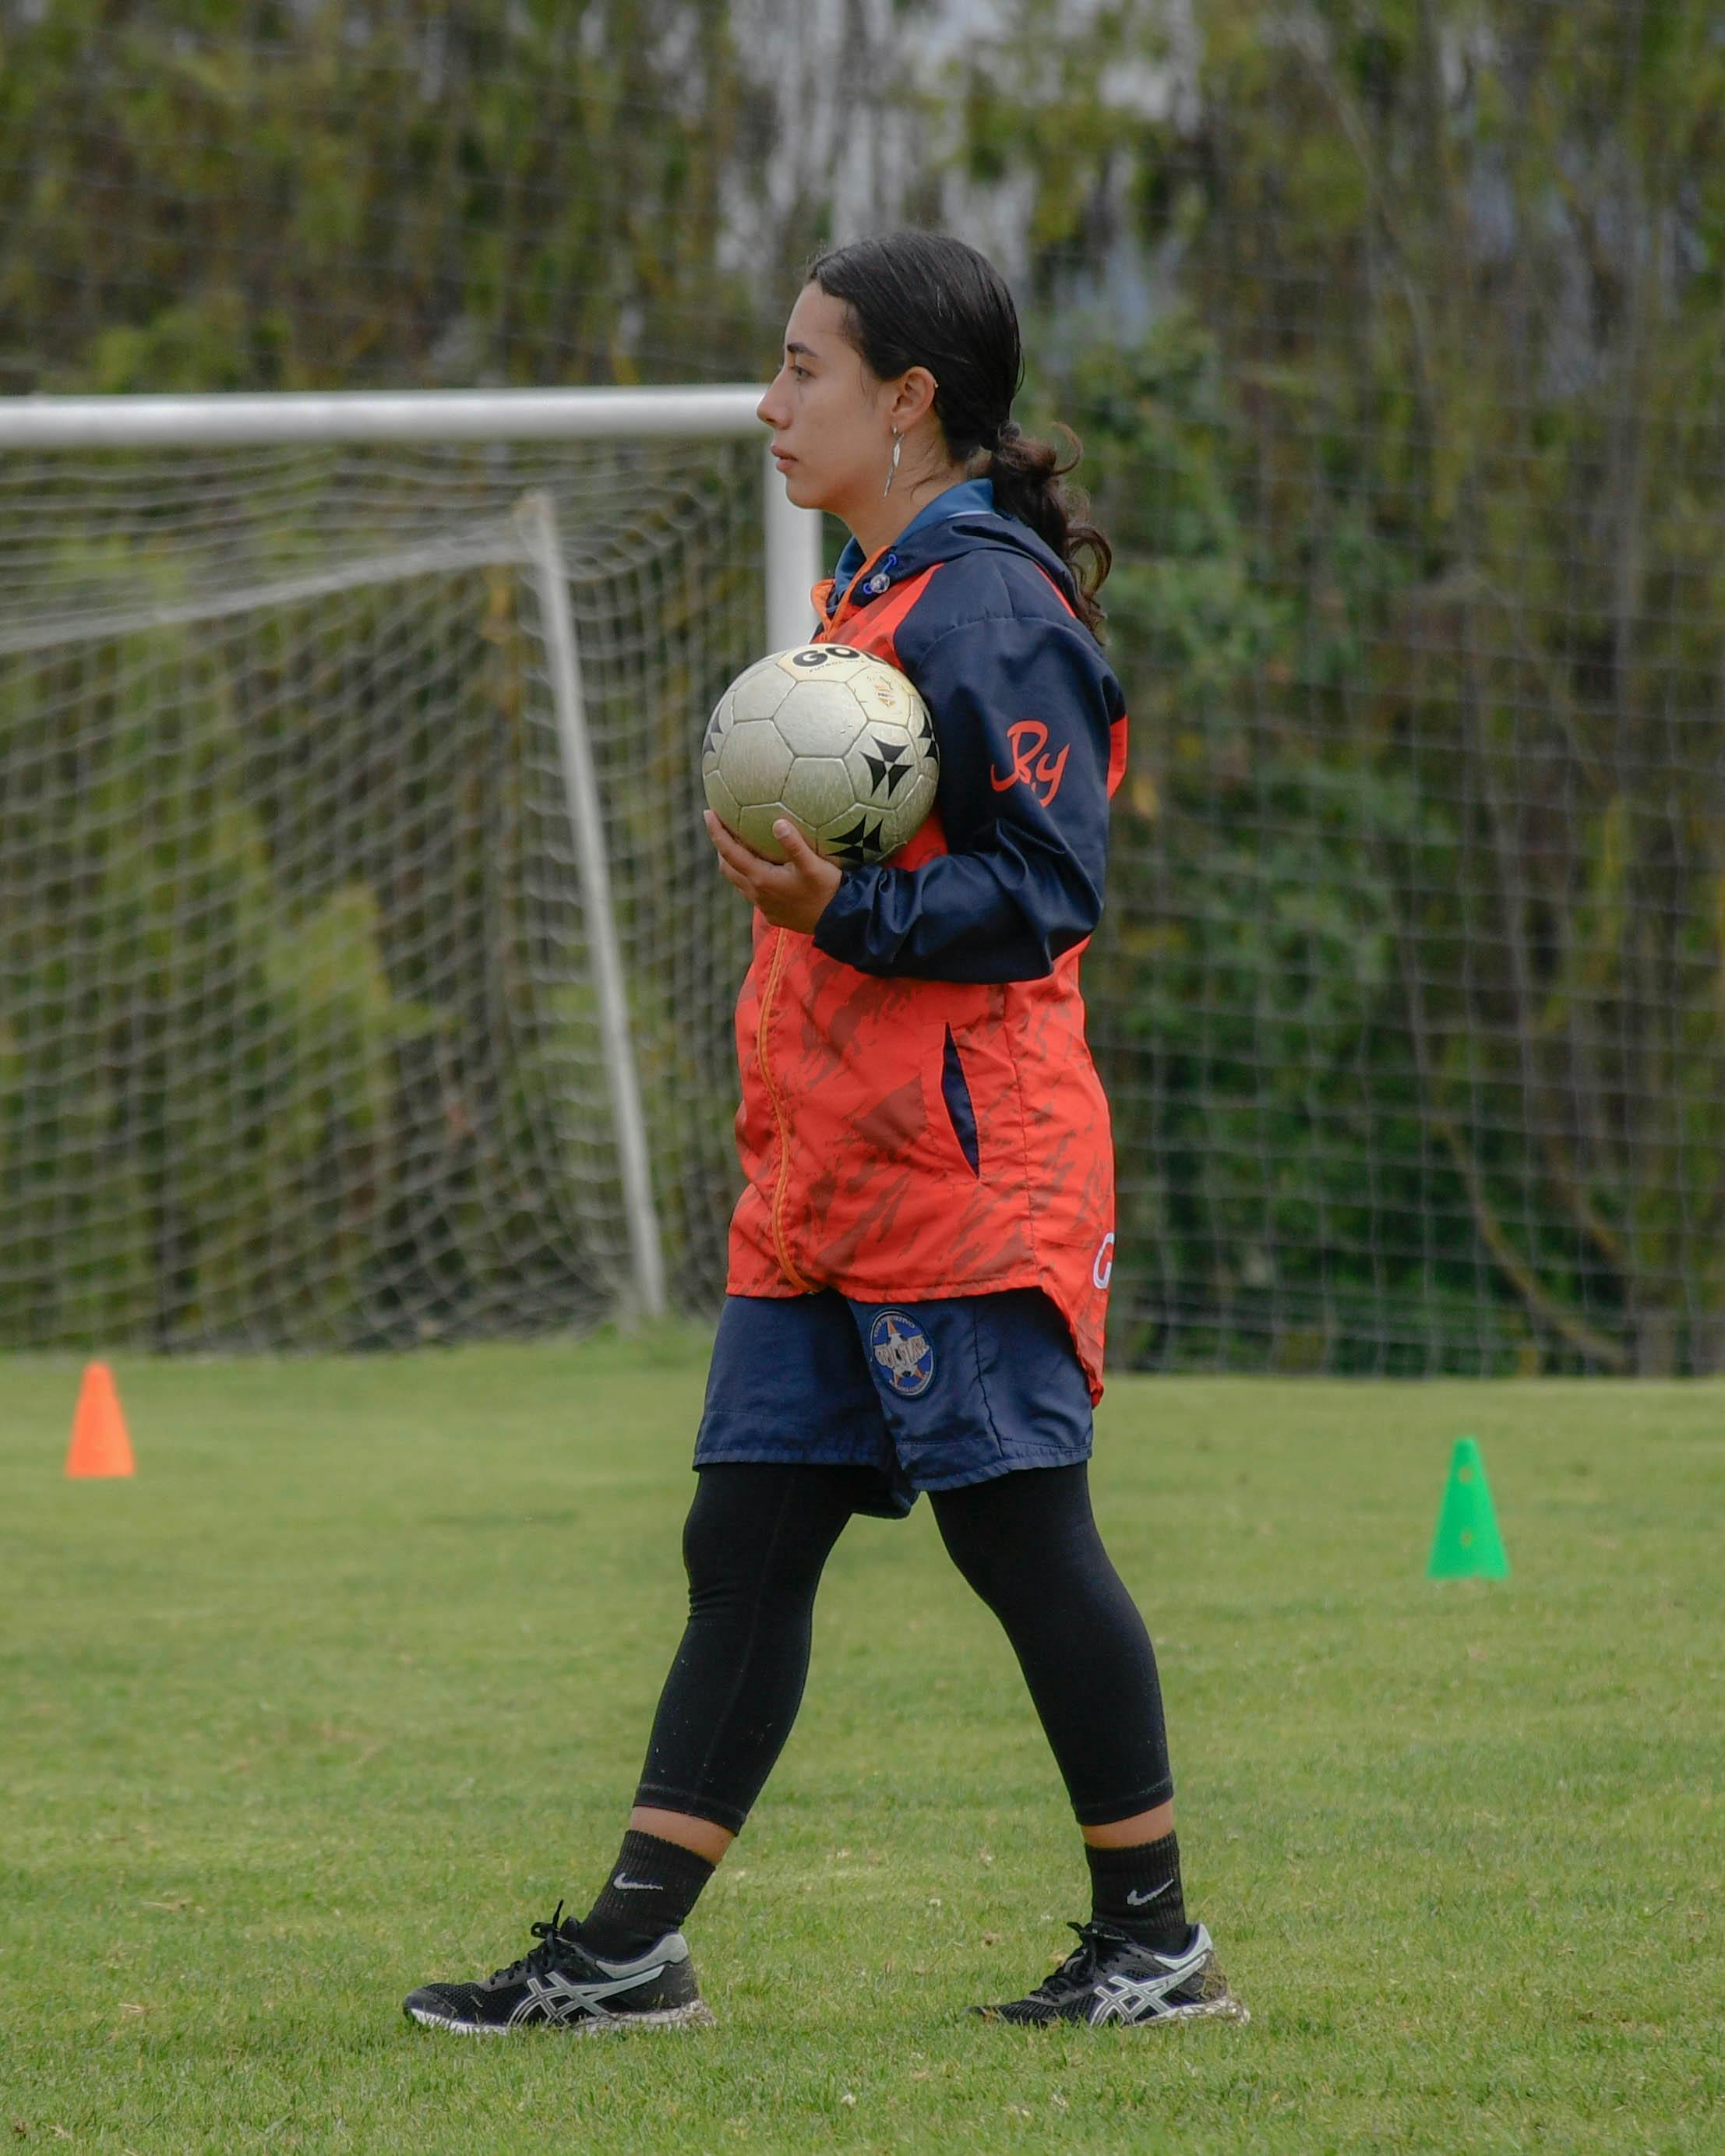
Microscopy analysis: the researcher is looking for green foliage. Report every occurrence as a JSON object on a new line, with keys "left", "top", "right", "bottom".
{"left": 0, "top": 0, "right": 764, "bottom": 393}
{"left": 1042, "top": 2, "right": 1725, "bottom": 1371}
{"left": 1064, "top": 315, "right": 1455, "bottom": 1372}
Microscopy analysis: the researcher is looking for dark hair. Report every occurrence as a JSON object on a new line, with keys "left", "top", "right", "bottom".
{"left": 808, "top": 231, "right": 1112, "bottom": 635}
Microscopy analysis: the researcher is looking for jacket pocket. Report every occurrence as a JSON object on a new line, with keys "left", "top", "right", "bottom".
{"left": 940, "top": 1025, "right": 980, "bottom": 1177}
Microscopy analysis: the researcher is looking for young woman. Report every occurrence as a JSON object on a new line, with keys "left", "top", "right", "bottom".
{"left": 404, "top": 232, "right": 1243, "bottom": 2034}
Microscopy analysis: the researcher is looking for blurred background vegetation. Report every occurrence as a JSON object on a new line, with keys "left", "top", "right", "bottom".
{"left": 2, "top": 0, "right": 1723, "bottom": 1374}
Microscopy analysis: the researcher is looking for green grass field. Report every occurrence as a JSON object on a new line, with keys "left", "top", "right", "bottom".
{"left": 3, "top": 1336, "right": 1720, "bottom": 2154}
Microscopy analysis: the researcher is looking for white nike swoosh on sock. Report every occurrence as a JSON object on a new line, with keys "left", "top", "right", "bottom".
{"left": 1126, "top": 1882, "right": 1173, "bottom": 1907}
{"left": 610, "top": 1875, "right": 658, "bottom": 1892}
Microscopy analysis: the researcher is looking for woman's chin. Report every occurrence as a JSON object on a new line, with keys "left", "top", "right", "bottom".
{"left": 779, "top": 468, "right": 843, "bottom": 517}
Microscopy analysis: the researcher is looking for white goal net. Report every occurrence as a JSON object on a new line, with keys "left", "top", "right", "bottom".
{"left": 0, "top": 397, "right": 815, "bottom": 1350}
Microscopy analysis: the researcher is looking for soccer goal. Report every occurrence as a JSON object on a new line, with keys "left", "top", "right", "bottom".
{"left": 0, "top": 389, "right": 822, "bottom": 1350}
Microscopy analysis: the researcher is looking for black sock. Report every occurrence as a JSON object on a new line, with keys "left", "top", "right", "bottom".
{"left": 576, "top": 1830, "right": 717, "bottom": 1960}
{"left": 1085, "top": 1831, "right": 1187, "bottom": 1953}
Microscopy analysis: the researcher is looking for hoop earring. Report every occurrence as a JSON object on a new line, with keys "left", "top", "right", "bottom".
{"left": 884, "top": 429, "right": 902, "bottom": 498}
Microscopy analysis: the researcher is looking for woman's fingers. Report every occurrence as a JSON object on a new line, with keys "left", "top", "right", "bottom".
{"left": 704, "top": 809, "right": 839, "bottom": 930}
{"left": 707, "top": 810, "right": 795, "bottom": 885}
{"left": 772, "top": 818, "right": 818, "bottom": 867}
{"left": 704, "top": 808, "right": 763, "bottom": 871}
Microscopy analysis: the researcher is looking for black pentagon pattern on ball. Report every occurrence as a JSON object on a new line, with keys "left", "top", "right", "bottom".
{"left": 860, "top": 736, "right": 913, "bottom": 798}
{"left": 826, "top": 814, "right": 885, "bottom": 865}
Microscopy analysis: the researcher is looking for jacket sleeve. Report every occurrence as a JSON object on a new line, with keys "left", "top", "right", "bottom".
{"left": 812, "top": 612, "right": 1120, "bottom": 983}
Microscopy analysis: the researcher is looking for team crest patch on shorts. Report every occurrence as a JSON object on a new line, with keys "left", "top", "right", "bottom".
{"left": 870, "top": 1309, "right": 936, "bottom": 1397}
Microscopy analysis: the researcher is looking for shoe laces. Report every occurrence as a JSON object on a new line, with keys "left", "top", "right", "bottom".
{"left": 489, "top": 1900, "right": 578, "bottom": 1985}
{"left": 1027, "top": 1920, "right": 1119, "bottom": 2000}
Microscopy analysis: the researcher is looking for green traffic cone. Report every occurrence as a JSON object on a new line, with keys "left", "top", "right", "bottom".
{"left": 1427, "top": 1436, "right": 1510, "bottom": 1579}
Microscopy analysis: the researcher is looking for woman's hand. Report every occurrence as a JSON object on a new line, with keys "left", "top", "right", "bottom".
{"left": 704, "top": 810, "right": 842, "bottom": 933}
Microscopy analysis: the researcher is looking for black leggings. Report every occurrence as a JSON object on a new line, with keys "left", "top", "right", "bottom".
{"left": 634, "top": 1462, "right": 1173, "bottom": 1833}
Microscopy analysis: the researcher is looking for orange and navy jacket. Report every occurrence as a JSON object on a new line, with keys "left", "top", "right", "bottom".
{"left": 726, "top": 481, "right": 1127, "bottom": 1399}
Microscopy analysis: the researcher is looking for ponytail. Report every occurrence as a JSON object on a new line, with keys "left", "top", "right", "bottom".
{"left": 809, "top": 231, "right": 1114, "bottom": 637}
{"left": 986, "top": 422, "right": 1113, "bottom": 638}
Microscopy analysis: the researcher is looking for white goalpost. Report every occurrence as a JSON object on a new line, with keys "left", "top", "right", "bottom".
{"left": 0, "top": 389, "right": 822, "bottom": 1346}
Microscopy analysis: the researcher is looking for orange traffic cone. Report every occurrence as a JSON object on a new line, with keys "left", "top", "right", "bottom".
{"left": 65, "top": 1361, "right": 135, "bottom": 1478}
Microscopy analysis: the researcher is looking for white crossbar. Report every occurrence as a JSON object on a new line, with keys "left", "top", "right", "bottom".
{"left": 0, "top": 384, "right": 823, "bottom": 646}
{"left": 0, "top": 386, "right": 767, "bottom": 448}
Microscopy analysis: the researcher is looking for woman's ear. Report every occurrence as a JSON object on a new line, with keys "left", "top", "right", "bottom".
{"left": 886, "top": 365, "right": 940, "bottom": 434}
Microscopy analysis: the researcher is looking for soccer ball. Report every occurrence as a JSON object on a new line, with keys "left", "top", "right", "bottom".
{"left": 702, "top": 644, "right": 939, "bottom": 866}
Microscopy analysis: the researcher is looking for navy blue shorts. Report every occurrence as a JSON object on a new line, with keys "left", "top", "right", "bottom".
{"left": 693, "top": 1287, "right": 1094, "bottom": 1519}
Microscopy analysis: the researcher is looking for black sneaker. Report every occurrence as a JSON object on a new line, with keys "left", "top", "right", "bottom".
{"left": 404, "top": 1903, "right": 714, "bottom": 2034}
{"left": 976, "top": 1920, "right": 1247, "bottom": 2027}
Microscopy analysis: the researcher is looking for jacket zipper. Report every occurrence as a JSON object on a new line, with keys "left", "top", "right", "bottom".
{"left": 757, "top": 926, "right": 814, "bottom": 1291}
{"left": 820, "top": 542, "right": 895, "bottom": 642}
{"left": 752, "top": 568, "right": 891, "bottom": 1293}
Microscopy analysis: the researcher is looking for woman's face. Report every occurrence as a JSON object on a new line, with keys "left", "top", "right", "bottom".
{"left": 757, "top": 283, "right": 894, "bottom": 523}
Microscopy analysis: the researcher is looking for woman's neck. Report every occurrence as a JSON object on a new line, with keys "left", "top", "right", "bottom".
{"left": 840, "top": 461, "right": 971, "bottom": 563}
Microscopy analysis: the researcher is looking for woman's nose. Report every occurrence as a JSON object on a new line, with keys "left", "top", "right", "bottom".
{"left": 757, "top": 373, "right": 788, "bottom": 429}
